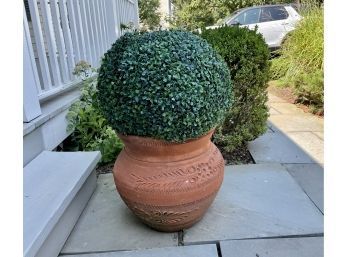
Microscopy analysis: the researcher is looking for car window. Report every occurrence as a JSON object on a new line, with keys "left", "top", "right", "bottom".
{"left": 260, "top": 6, "right": 288, "bottom": 22}
{"left": 231, "top": 8, "right": 260, "bottom": 25}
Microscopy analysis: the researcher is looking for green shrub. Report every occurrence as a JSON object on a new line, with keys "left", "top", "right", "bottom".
{"left": 66, "top": 62, "right": 123, "bottom": 164}
{"left": 270, "top": 7, "right": 323, "bottom": 113}
{"left": 200, "top": 26, "right": 270, "bottom": 152}
{"left": 292, "top": 70, "right": 324, "bottom": 113}
{"left": 97, "top": 30, "right": 232, "bottom": 142}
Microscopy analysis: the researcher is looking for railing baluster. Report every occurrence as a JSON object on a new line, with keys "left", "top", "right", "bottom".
{"left": 79, "top": 0, "right": 92, "bottom": 65}
{"left": 98, "top": 0, "right": 107, "bottom": 53}
{"left": 66, "top": 0, "right": 81, "bottom": 63}
{"left": 120, "top": 0, "right": 125, "bottom": 34}
{"left": 39, "top": 0, "right": 62, "bottom": 87}
{"left": 101, "top": 0, "right": 110, "bottom": 50}
{"left": 58, "top": 0, "right": 75, "bottom": 79}
{"left": 94, "top": 0, "right": 104, "bottom": 57}
{"left": 24, "top": 28, "right": 42, "bottom": 122}
{"left": 115, "top": 0, "right": 122, "bottom": 36}
{"left": 106, "top": 0, "right": 119, "bottom": 44}
{"left": 124, "top": 1, "right": 128, "bottom": 30}
{"left": 72, "top": 0, "right": 86, "bottom": 61}
{"left": 24, "top": 8, "right": 42, "bottom": 95}
{"left": 89, "top": 0, "right": 101, "bottom": 66}
{"left": 50, "top": 0, "right": 69, "bottom": 83}
{"left": 27, "top": 0, "right": 52, "bottom": 90}
{"left": 84, "top": 0, "right": 97, "bottom": 67}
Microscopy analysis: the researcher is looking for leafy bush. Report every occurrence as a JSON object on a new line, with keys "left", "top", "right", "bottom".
{"left": 97, "top": 30, "right": 232, "bottom": 142}
{"left": 200, "top": 26, "right": 270, "bottom": 152}
{"left": 292, "top": 70, "right": 324, "bottom": 113}
{"left": 138, "top": 0, "right": 161, "bottom": 30}
{"left": 66, "top": 62, "right": 123, "bottom": 164}
{"left": 270, "top": 7, "right": 323, "bottom": 113}
{"left": 170, "top": 0, "right": 292, "bottom": 30}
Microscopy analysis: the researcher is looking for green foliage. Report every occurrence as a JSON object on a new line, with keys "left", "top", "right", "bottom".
{"left": 270, "top": 56, "right": 289, "bottom": 80}
{"left": 72, "top": 60, "right": 95, "bottom": 79}
{"left": 170, "top": 0, "right": 292, "bottom": 30}
{"left": 97, "top": 30, "right": 232, "bottom": 142}
{"left": 296, "top": 0, "right": 323, "bottom": 15}
{"left": 120, "top": 22, "right": 135, "bottom": 32}
{"left": 270, "top": 7, "right": 323, "bottom": 113}
{"left": 200, "top": 26, "right": 270, "bottom": 152}
{"left": 292, "top": 70, "right": 324, "bottom": 113}
{"left": 67, "top": 64, "right": 123, "bottom": 164}
{"left": 138, "top": 0, "right": 161, "bottom": 30}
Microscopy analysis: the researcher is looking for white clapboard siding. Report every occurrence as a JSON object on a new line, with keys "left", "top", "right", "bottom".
{"left": 24, "top": 0, "right": 139, "bottom": 107}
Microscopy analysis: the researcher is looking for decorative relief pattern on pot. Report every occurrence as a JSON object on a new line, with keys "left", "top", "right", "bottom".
{"left": 129, "top": 148, "right": 224, "bottom": 193}
{"left": 131, "top": 206, "right": 199, "bottom": 225}
{"left": 120, "top": 188, "right": 219, "bottom": 209}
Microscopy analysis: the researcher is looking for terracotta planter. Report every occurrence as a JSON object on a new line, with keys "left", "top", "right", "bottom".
{"left": 113, "top": 130, "right": 224, "bottom": 232}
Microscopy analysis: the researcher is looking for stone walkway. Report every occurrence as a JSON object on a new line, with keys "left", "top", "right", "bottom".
{"left": 249, "top": 92, "right": 324, "bottom": 213}
{"left": 60, "top": 92, "right": 324, "bottom": 257}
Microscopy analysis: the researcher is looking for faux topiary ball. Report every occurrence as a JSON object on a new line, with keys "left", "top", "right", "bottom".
{"left": 97, "top": 30, "right": 232, "bottom": 142}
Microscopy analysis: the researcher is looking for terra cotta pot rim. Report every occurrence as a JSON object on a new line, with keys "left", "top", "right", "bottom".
{"left": 116, "top": 128, "right": 216, "bottom": 163}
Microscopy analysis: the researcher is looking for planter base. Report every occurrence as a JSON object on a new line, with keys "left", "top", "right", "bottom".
{"left": 113, "top": 131, "right": 224, "bottom": 232}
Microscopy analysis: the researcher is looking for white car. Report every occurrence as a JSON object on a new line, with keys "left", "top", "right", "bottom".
{"left": 207, "top": 4, "right": 302, "bottom": 50}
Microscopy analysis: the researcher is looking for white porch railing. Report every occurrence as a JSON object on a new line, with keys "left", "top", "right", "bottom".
{"left": 23, "top": 0, "right": 139, "bottom": 121}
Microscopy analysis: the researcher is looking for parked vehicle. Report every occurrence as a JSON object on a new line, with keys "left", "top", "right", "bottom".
{"left": 206, "top": 4, "right": 302, "bottom": 50}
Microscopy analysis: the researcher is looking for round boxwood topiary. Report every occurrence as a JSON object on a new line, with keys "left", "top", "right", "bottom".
{"left": 97, "top": 30, "right": 232, "bottom": 142}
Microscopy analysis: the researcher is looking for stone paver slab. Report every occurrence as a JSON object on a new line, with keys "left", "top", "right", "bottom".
{"left": 220, "top": 237, "right": 323, "bottom": 257}
{"left": 61, "top": 174, "right": 178, "bottom": 254}
{"left": 184, "top": 164, "right": 323, "bottom": 243}
{"left": 268, "top": 114, "right": 323, "bottom": 132}
{"left": 286, "top": 132, "right": 323, "bottom": 164}
{"left": 62, "top": 244, "right": 218, "bottom": 257}
{"left": 269, "top": 107, "right": 281, "bottom": 115}
{"left": 248, "top": 132, "right": 316, "bottom": 164}
{"left": 313, "top": 131, "right": 324, "bottom": 140}
{"left": 283, "top": 164, "right": 324, "bottom": 213}
{"left": 269, "top": 103, "right": 305, "bottom": 114}
{"left": 266, "top": 120, "right": 277, "bottom": 132}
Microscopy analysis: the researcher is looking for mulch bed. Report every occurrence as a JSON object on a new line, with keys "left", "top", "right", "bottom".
{"left": 217, "top": 144, "right": 255, "bottom": 165}
{"left": 267, "top": 81, "right": 324, "bottom": 117}
{"left": 268, "top": 81, "right": 298, "bottom": 104}
{"left": 96, "top": 162, "right": 114, "bottom": 176}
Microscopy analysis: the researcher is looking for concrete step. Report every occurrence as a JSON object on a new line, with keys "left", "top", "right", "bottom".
{"left": 24, "top": 150, "right": 101, "bottom": 257}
